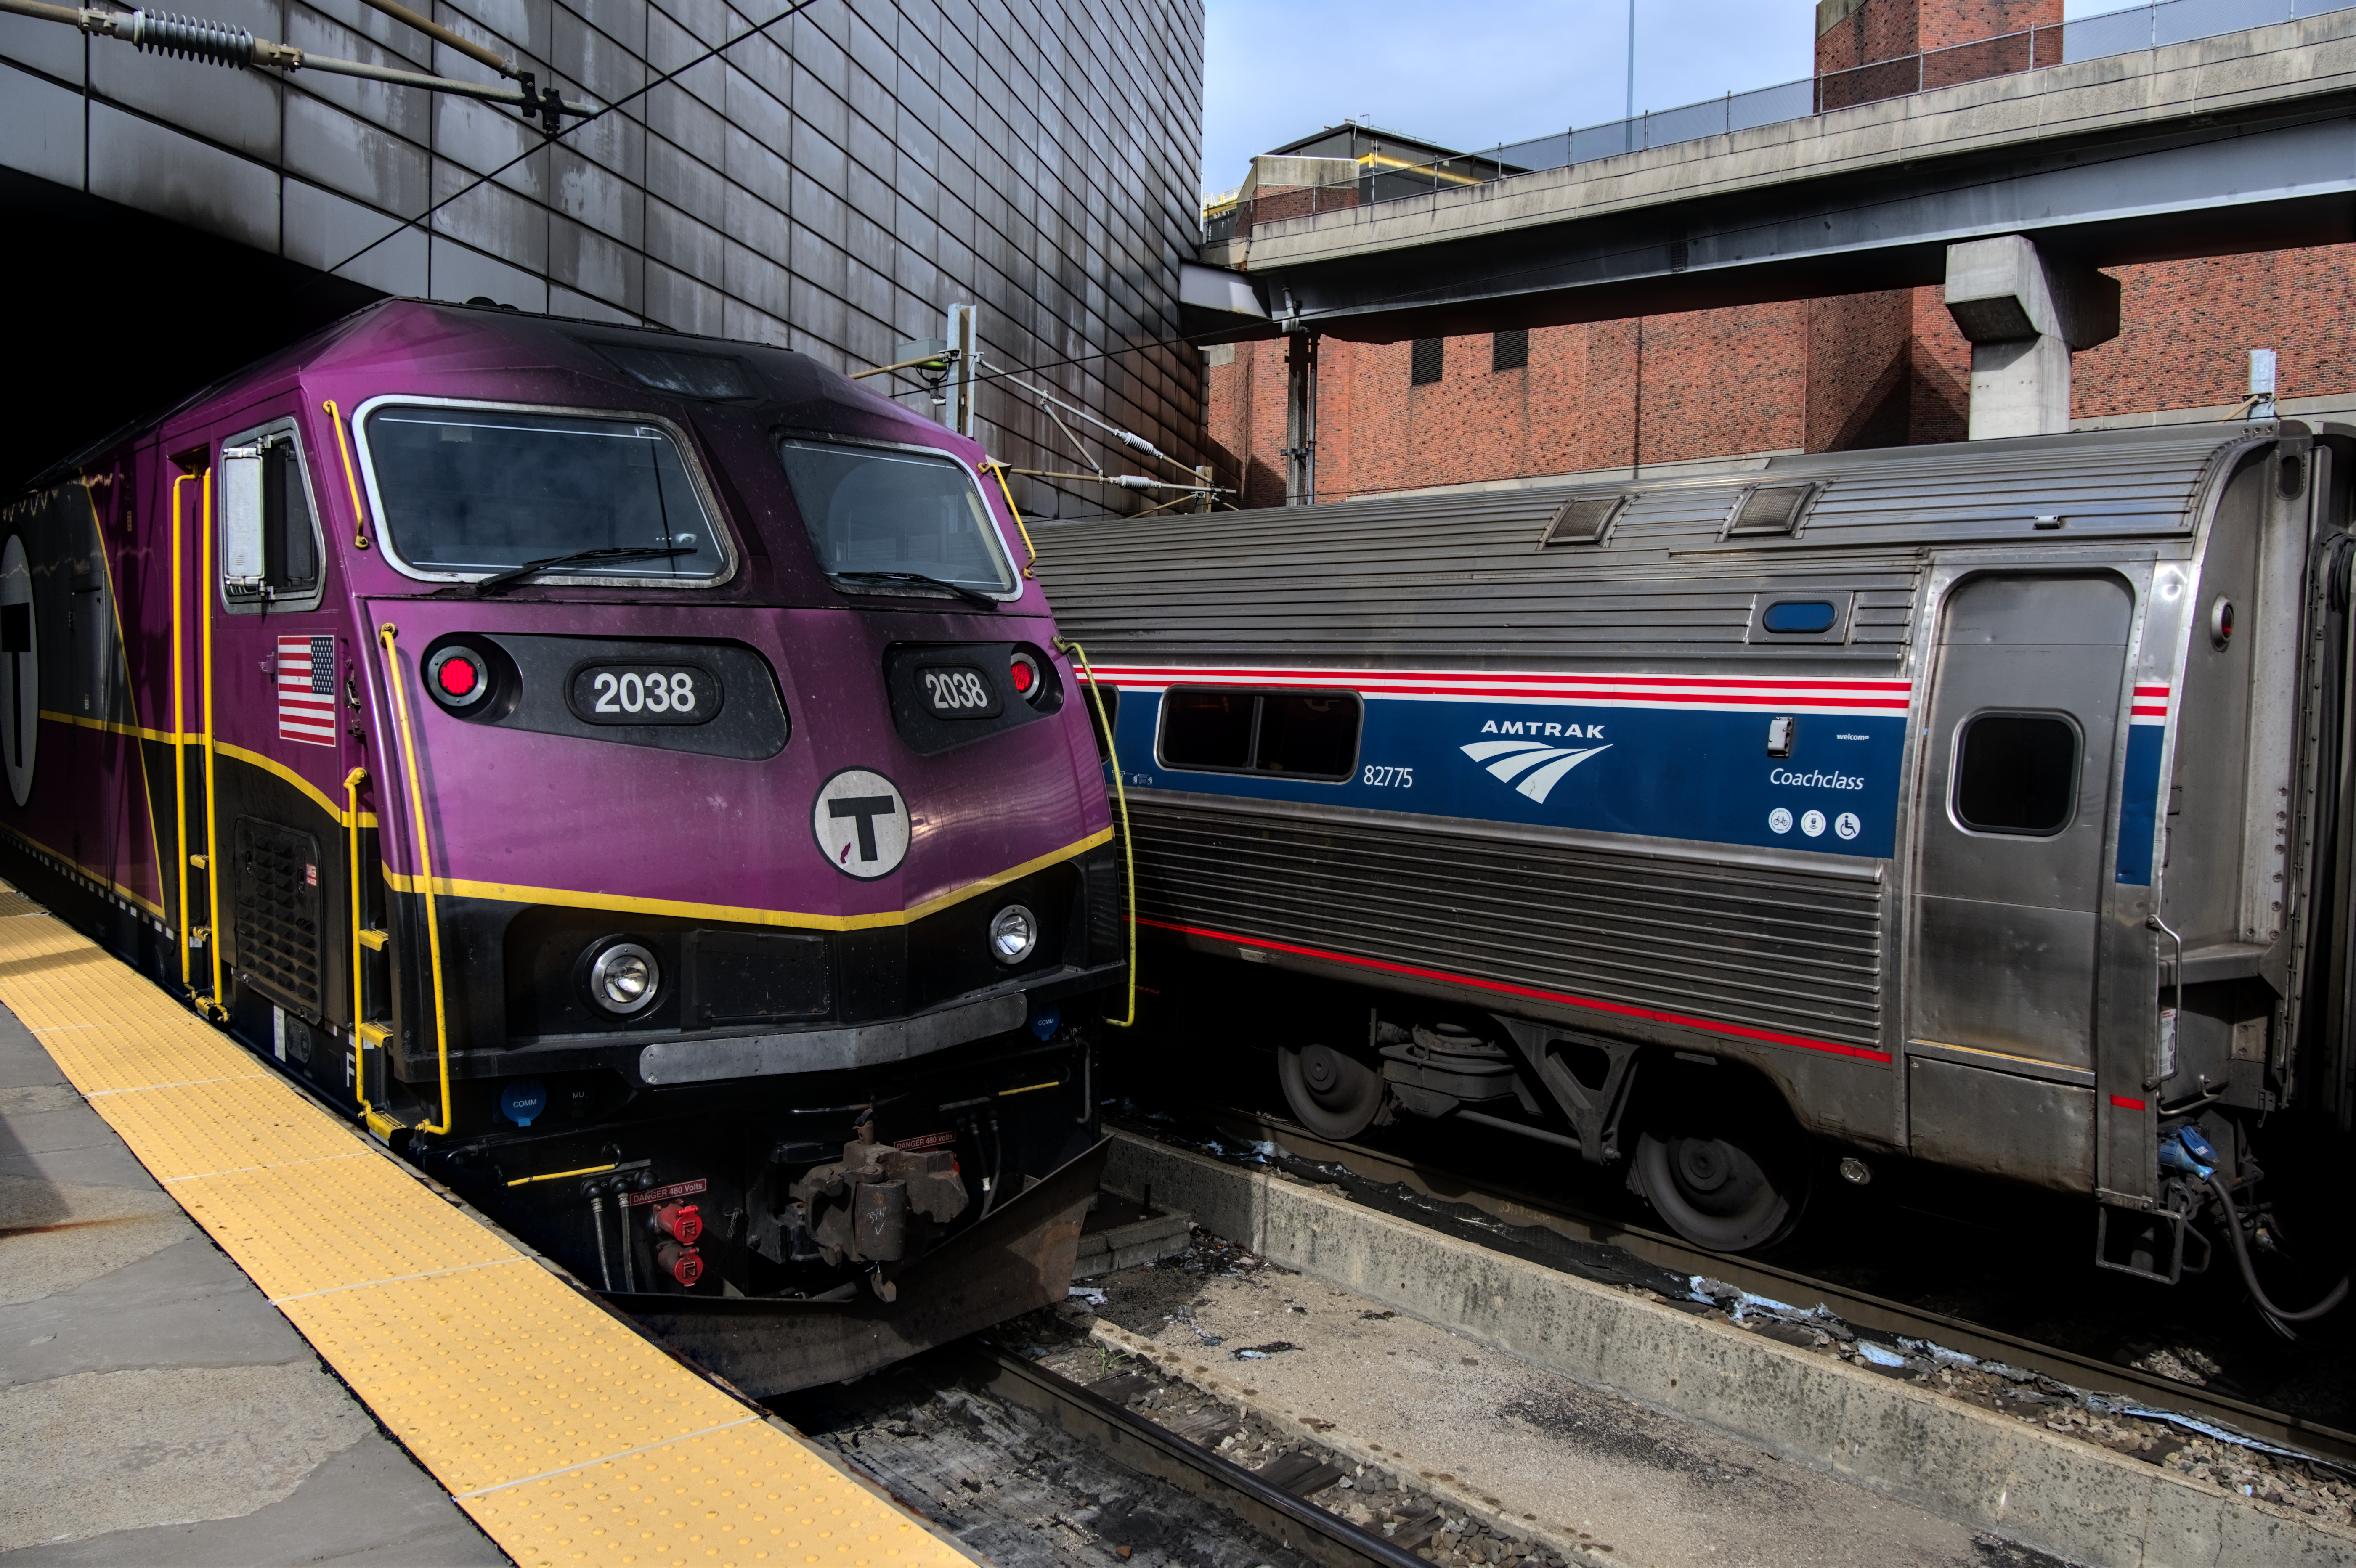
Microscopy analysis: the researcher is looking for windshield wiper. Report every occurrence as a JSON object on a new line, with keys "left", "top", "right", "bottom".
{"left": 830, "top": 570, "right": 999, "bottom": 609}
{"left": 454, "top": 545, "right": 695, "bottom": 599}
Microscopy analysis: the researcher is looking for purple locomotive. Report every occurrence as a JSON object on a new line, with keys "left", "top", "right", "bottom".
{"left": 1, "top": 299, "right": 1125, "bottom": 1390}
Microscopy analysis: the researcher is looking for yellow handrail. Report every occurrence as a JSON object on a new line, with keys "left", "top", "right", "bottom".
{"left": 170, "top": 470, "right": 196, "bottom": 999}
{"left": 376, "top": 624, "right": 453, "bottom": 1134}
{"left": 199, "top": 466, "right": 223, "bottom": 1018}
{"left": 984, "top": 459, "right": 1038, "bottom": 580}
{"left": 1053, "top": 637, "right": 1134, "bottom": 1028}
{"left": 343, "top": 764, "right": 381, "bottom": 1128}
{"left": 323, "top": 399, "right": 372, "bottom": 550}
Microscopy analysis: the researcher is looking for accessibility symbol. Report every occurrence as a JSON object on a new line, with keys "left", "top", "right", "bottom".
{"left": 812, "top": 768, "right": 910, "bottom": 879}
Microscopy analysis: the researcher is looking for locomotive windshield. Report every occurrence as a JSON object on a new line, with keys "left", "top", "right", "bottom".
{"left": 778, "top": 438, "right": 1016, "bottom": 596}
{"left": 361, "top": 403, "right": 730, "bottom": 585}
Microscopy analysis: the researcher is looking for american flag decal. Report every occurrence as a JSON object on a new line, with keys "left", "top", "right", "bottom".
{"left": 278, "top": 635, "right": 338, "bottom": 747}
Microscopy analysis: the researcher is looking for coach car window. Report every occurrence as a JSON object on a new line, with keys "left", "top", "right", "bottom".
{"left": 778, "top": 438, "right": 1016, "bottom": 597}
{"left": 361, "top": 404, "right": 730, "bottom": 585}
{"left": 1953, "top": 712, "right": 2080, "bottom": 836}
{"left": 219, "top": 421, "right": 325, "bottom": 614}
{"left": 1762, "top": 600, "right": 1838, "bottom": 635}
{"left": 1158, "top": 687, "right": 1361, "bottom": 781}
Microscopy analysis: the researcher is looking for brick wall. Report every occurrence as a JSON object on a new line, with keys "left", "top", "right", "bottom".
{"left": 1198, "top": 245, "right": 2356, "bottom": 503}
{"left": 1816, "top": 0, "right": 2058, "bottom": 70}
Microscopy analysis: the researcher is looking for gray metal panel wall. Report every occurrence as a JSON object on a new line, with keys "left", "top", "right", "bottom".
{"left": 1132, "top": 800, "right": 1887, "bottom": 1052}
{"left": 1035, "top": 425, "right": 2243, "bottom": 664}
{"left": 0, "top": 0, "right": 1204, "bottom": 517}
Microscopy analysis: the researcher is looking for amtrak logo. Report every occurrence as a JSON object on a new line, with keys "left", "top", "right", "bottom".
{"left": 1462, "top": 738, "right": 1611, "bottom": 804}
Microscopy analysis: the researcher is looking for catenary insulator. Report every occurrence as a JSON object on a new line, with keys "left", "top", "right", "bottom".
{"left": 127, "top": 10, "right": 256, "bottom": 67}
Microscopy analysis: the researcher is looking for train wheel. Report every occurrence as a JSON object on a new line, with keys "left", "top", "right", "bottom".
{"left": 1277, "top": 1041, "right": 1388, "bottom": 1140}
{"left": 1633, "top": 1121, "right": 1809, "bottom": 1253}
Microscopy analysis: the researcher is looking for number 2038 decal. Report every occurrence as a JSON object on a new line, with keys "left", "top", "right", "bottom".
{"left": 916, "top": 665, "right": 1002, "bottom": 718}
{"left": 568, "top": 664, "right": 722, "bottom": 726}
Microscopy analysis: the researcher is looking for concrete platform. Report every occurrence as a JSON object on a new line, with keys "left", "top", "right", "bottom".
{"left": 1075, "top": 1195, "right": 1194, "bottom": 1279}
{"left": 1101, "top": 1130, "right": 2356, "bottom": 1568}
{"left": 0, "top": 998, "right": 501, "bottom": 1564}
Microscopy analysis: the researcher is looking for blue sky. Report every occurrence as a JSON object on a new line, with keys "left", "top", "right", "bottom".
{"left": 1200, "top": 0, "right": 2151, "bottom": 193}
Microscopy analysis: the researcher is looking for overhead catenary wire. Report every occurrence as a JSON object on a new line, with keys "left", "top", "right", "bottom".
{"left": 0, "top": 0, "right": 593, "bottom": 121}
{"left": 349, "top": 0, "right": 518, "bottom": 79}
{"left": 310, "top": 0, "right": 829, "bottom": 283}
{"left": 999, "top": 468, "right": 1222, "bottom": 494}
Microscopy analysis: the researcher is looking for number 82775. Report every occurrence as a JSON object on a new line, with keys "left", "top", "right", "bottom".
{"left": 1362, "top": 765, "right": 1413, "bottom": 788}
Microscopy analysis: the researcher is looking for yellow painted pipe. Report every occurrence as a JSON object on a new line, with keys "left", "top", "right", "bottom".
{"left": 1052, "top": 637, "right": 1135, "bottom": 1029}
{"left": 199, "top": 466, "right": 223, "bottom": 1017}
{"left": 322, "top": 399, "right": 372, "bottom": 551}
{"left": 170, "top": 470, "right": 196, "bottom": 998}
{"left": 376, "top": 624, "right": 453, "bottom": 1135}
{"left": 343, "top": 764, "right": 377, "bottom": 1126}
{"left": 984, "top": 458, "right": 1038, "bottom": 580}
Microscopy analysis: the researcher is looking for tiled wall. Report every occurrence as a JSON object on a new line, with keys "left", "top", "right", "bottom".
{"left": 0, "top": 0, "right": 1205, "bottom": 517}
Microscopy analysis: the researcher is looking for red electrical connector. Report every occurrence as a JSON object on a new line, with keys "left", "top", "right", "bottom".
{"left": 651, "top": 1200, "right": 702, "bottom": 1245}
{"left": 655, "top": 1238, "right": 703, "bottom": 1287}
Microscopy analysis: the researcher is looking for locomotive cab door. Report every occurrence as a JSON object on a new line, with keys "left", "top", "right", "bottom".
{"left": 199, "top": 417, "right": 349, "bottom": 1079}
{"left": 1906, "top": 572, "right": 2133, "bottom": 1190}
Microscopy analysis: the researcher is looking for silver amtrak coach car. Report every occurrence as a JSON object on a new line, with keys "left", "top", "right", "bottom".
{"left": 1043, "top": 421, "right": 2356, "bottom": 1326}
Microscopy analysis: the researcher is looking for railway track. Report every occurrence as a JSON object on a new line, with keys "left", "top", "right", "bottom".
{"left": 772, "top": 1335, "right": 1435, "bottom": 1568}
{"left": 1163, "top": 1102, "right": 2356, "bottom": 1470}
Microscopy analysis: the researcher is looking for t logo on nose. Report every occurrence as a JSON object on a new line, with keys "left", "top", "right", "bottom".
{"left": 812, "top": 769, "right": 910, "bottom": 879}
{"left": 828, "top": 795, "right": 896, "bottom": 862}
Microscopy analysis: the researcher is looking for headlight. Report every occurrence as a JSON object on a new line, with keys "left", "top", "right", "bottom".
{"left": 588, "top": 940, "right": 661, "bottom": 1014}
{"left": 987, "top": 904, "right": 1038, "bottom": 965}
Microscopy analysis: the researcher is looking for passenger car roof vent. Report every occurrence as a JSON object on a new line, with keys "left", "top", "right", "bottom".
{"left": 1723, "top": 482, "right": 1820, "bottom": 538}
{"left": 1539, "top": 494, "right": 1630, "bottom": 548}
{"left": 591, "top": 342, "right": 761, "bottom": 401}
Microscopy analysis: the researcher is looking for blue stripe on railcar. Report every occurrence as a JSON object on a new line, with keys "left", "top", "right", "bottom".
{"left": 1107, "top": 688, "right": 1908, "bottom": 861}
{"left": 2115, "top": 723, "right": 2166, "bottom": 886}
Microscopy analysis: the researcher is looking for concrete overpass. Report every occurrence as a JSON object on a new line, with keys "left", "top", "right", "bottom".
{"left": 1194, "top": 8, "right": 2356, "bottom": 346}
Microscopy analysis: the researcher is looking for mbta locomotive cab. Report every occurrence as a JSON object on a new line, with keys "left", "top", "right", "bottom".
{"left": 0, "top": 301, "right": 1126, "bottom": 1389}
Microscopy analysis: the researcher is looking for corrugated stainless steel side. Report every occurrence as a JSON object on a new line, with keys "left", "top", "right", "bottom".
{"left": 1130, "top": 800, "right": 1884, "bottom": 1050}
{"left": 1037, "top": 426, "right": 2245, "bottom": 666}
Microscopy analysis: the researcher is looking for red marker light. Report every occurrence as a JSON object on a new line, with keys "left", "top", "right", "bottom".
{"left": 1008, "top": 649, "right": 1045, "bottom": 704}
{"left": 427, "top": 646, "right": 491, "bottom": 710}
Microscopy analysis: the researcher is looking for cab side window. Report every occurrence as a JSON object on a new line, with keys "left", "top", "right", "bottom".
{"left": 222, "top": 423, "right": 324, "bottom": 611}
{"left": 265, "top": 440, "right": 319, "bottom": 596}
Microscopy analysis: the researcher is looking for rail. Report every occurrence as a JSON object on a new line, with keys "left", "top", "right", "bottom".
{"left": 1205, "top": 0, "right": 2356, "bottom": 244}
{"left": 959, "top": 1341, "right": 1425, "bottom": 1568}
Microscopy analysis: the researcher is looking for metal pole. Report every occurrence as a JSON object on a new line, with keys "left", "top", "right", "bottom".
{"left": 1624, "top": 0, "right": 1636, "bottom": 151}
{"left": 1284, "top": 332, "right": 1317, "bottom": 507}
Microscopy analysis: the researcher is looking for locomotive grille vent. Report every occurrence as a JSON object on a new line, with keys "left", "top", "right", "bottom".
{"left": 1540, "top": 495, "right": 1629, "bottom": 548}
{"left": 1725, "top": 483, "right": 1821, "bottom": 538}
{"left": 233, "top": 818, "right": 324, "bottom": 1020}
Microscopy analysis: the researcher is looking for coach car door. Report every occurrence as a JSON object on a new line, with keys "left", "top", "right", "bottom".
{"left": 208, "top": 417, "right": 345, "bottom": 1055}
{"left": 1907, "top": 573, "right": 2130, "bottom": 1189}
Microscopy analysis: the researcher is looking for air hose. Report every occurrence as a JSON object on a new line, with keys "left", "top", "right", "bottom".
{"left": 2207, "top": 1173, "right": 2351, "bottom": 1325}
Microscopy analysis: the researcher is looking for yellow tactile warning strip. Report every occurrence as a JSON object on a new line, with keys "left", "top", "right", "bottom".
{"left": 0, "top": 892, "right": 980, "bottom": 1568}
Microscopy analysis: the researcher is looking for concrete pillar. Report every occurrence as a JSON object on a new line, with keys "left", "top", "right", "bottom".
{"left": 1942, "top": 234, "right": 2120, "bottom": 439}
{"left": 1284, "top": 331, "right": 1318, "bottom": 505}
